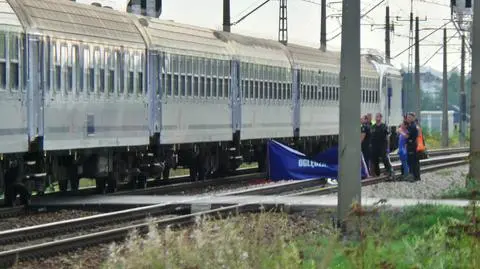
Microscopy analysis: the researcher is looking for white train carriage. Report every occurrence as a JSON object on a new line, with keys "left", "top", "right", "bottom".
{"left": 368, "top": 57, "right": 403, "bottom": 126}
{"left": 0, "top": 0, "right": 27, "bottom": 154}
{"left": 215, "top": 32, "right": 294, "bottom": 140}
{"left": 140, "top": 19, "right": 233, "bottom": 144}
{"left": 10, "top": 0, "right": 149, "bottom": 151}
{"left": 287, "top": 45, "right": 381, "bottom": 138}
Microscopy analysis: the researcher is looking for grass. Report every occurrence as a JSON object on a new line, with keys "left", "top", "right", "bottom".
{"left": 102, "top": 203, "right": 480, "bottom": 269}
{"left": 423, "top": 131, "right": 468, "bottom": 149}
{"left": 439, "top": 177, "right": 480, "bottom": 200}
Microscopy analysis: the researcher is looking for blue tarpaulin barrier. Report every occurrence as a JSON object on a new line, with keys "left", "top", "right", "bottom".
{"left": 267, "top": 140, "right": 369, "bottom": 181}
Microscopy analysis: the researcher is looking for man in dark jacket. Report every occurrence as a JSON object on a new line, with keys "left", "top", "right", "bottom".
{"left": 360, "top": 115, "right": 371, "bottom": 175}
{"left": 370, "top": 113, "right": 393, "bottom": 177}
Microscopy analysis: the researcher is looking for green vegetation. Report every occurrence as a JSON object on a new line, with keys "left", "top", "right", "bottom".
{"left": 423, "top": 131, "right": 467, "bottom": 149}
{"left": 103, "top": 203, "right": 480, "bottom": 269}
{"left": 440, "top": 177, "right": 480, "bottom": 200}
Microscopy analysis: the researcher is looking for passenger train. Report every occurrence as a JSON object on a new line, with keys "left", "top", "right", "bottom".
{"left": 0, "top": 0, "right": 403, "bottom": 205}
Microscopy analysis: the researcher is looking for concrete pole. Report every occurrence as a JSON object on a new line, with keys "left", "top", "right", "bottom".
{"left": 337, "top": 0, "right": 361, "bottom": 232}
{"left": 469, "top": 0, "right": 480, "bottom": 181}
{"left": 460, "top": 35, "right": 467, "bottom": 146}
{"left": 320, "top": 0, "right": 327, "bottom": 51}
{"left": 442, "top": 28, "right": 449, "bottom": 148}
{"left": 415, "top": 16, "right": 421, "bottom": 122}
{"left": 223, "top": 0, "right": 231, "bottom": 32}
{"left": 385, "top": 6, "right": 391, "bottom": 64}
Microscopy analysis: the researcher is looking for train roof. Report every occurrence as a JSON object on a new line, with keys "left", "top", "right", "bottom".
{"left": 138, "top": 17, "right": 231, "bottom": 60}
{"left": 213, "top": 31, "right": 292, "bottom": 68}
{"left": 6, "top": 0, "right": 145, "bottom": 48}
{"left": 0, "top": 0, "right": 23, "bottom": 32}
{"left": 286, "top": 43, "right": 381, "bottom": 77}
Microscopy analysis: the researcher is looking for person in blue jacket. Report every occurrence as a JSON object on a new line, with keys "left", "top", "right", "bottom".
{"left": 397, "top": 117, "right": 410, "bottom": 178}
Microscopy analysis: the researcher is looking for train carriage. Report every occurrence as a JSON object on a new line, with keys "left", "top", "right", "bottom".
{"left": 0, "top": 0, "right": 27, "bottom": 155}
{"left": 214, "top": 32, "right": 294, "bottom": 141}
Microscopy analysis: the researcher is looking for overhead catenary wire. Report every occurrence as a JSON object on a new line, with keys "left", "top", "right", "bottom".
{"left": 421, "top": 31, "right": 458, "bottom": 67}
{"left": 392, "top": 20, "right": 451, "bottom": 59}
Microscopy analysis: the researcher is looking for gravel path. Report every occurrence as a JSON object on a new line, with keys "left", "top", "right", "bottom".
{"left": 322, "top": 165, "right": 469, "bottom": 200}
{"left": 362, "top": 165, "right": 469, "bottom": 199}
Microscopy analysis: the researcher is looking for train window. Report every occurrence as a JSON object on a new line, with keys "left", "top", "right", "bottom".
{"left": 83, "top": 48, "right": 92, "bottom": 92}
{"left": 199, "top": 58, "right": 205, "bottom": 75}
{"left": 218, "top": 78, "right": 223, "bottom": 98}
{"left": 136, "top": 53, "right": 144, "bottom": 95}
{"left": 206, "top": 59, "right": 212, "bottom": 76}
{"left": 287, "top": 84, "right": 291, "bottom": 100}
{"left": 93, "top": 49, "right": 102, "bottom": 93}
{"left": 193, "top": 76, "right": 199, "bottom": 96}
{"left": 225, "top": 78, "right": 230, "bottom": 97}
{"left": 8, "top": 34, "right": 20, "bottom": 91}
{"left": 67, "top": 45, "right": 74, "bottom": 92}
{"left": 200, "top": 76, "right": 205, "bottom": 97}
{"left": 180, "top": 75, "right": 186, "bottom": 96}
{"left": 52, "top": 43, "right": 60, "bottom": 92}
{"left": 173, "top": 74, "right": 179, "bottom": 96}
{"left": 241, "top": 80, "right": 246, "bottom": 99}
{"left": 212, "top": 77, "right": 217, "bottom": 97}
{"left": 118, "top": 51, "right": 125, "bottom": 94}
{"left": 206, "top": 77, "right": 211, "bottom": 97}
{"left": 249, "top": 81, "right": 254, "bottom": 99}
{"left": 186, "top": 75, "right": 192, "bottom": 96}
{"left": 186, "top": 56, "right": 192, "bottom": 74}
{"left": 178, "top": 55, "right": 185, "bottom": 74}
{"left": 171, "top": 54, "right": 178, "bottom": 74}
{"left": 110, "top": 51, "right": 116, "bottom": 94}
{"left": 0, "top": 32, "right": 5, "bottom": 89}
{"left": 166, "top": 73, "right": 172, "bottom": 96}
{"left": 249, "top": 81, "right": 255, "bottom": 99}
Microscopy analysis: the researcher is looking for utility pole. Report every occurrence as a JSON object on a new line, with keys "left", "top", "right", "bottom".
{"left": 460, "top": 34, "right": 467, "bottom": 145}
{"left": 338, "top": 0, "right": 361, "bottom": 233}
{"left": 469, "top": 0, "right": 480, "bottom": 182}
{"left": 415, "top": 16, "right": 421, "bottom": 122}
{"left": 320, "top": 0, "right": 327, "bottom": 51}
{"left": 442, "top": 27, "right": 449, "bottom": 148}
{"left": 278, "top": 0, "right": 288, "bottom": 44}
{"left": 385, "top": 6, "right": 391, "bottom": 63}
{"left": 223, "top": 0, "right": 231, "bottom": 32}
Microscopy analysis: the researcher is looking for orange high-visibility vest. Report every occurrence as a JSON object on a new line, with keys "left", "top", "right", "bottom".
{"left": 417, "top": 125, "right": 426, "bottom": 152}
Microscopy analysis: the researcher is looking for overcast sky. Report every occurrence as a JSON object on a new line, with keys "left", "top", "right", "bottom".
{"left": 160, "top": 0, "right": 469, "bottom": 72}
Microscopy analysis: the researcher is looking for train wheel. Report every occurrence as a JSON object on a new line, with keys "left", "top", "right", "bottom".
{"left": 136, "top": 173, "right": 147, "bottom": 189}
{"left": 95, "top": 178, "right": 106, "bottom": 194}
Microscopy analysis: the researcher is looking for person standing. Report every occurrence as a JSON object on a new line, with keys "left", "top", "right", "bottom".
{"left": 360, "top": 115, "right": 371, "bottom": 176}
{"left": 405, "top": 112, "right": 421, "bottom": 181}
{"left": 397, "top": 118, "right": 410, "bottom": 178}
{"left": 370, "top": 113, "right": 393, "bottom": 178}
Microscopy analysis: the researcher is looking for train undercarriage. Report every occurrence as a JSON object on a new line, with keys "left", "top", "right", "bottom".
{"left": 0, "top": 134, "right": 344, "bottom": 207}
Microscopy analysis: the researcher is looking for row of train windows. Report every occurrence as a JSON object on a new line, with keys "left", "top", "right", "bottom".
{"left": 162, "top": 73, "right": 231, "bottom": 98}
{"left": 240, "top": 64, "right": 290, "bottom": 81}
{"left": 241, "top": 80, "right": 292, "bottom": 100}
{"left": 44, "top": 42, "right": 144, "bottom": 95}
{"left": 0, "top": 32, "right": 21, "bottom": 91}
{"left": 301, "top": 85, "right": 380, "bottom": 103}
{"left": 166, "top": 54, "right": 230, "bottom": 77}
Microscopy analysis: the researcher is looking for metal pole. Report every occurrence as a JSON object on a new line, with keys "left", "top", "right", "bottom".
{"left": 223, "top": 0, "right": 231, "bottom": 32}
{"left": 460, "top": 34, "right": 466, "bottom": 146}
{"left": 146, "top": 0, "right": 156, "bottom": 17}
{"left": 337, "top": 0, "right": 361, "bottom": 233}
{"left": 131, "top": 0, "right": 141, "bottom": 15}
{"left": 469, "top": 0, "right": 480, "bottom": 181}
{"left": 415, "top": 16, "right": 421, "bottom": 122}
{"left": 442, "top": 27, "right": 449, "bottom": 148}
{"left": 385, "top": 6, "right": 391, "bottom": 64}
{"left": 320, "top": 0, "right": 327, "bottom": 51}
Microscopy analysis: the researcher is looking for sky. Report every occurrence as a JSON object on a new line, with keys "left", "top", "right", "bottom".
{"left": 160, "top": 0, "right": 471, "bottom": 73}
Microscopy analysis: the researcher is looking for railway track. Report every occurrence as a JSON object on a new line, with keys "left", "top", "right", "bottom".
{"left": 0, "top": 152, "right": 469, "bottom": 267}
{"left": 0, "top": 147, "right": 468, "bottom": 205}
